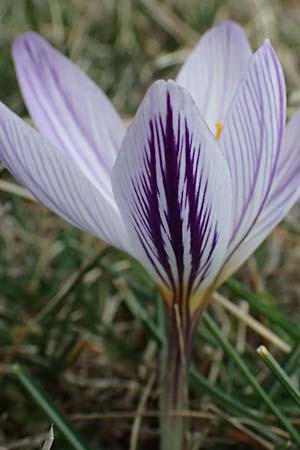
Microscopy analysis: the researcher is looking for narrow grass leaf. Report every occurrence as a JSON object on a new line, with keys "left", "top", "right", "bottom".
{"left": 267, "top": 343, "right": 300, "bottom": 400}
{"left": 226, "top": 278, "right": 300, "bottom": 340}
{"left": 202, "top": 313, "right": 300, "bottom": 444}
{"left": 121, "top": 288, "right": 270, "bottom": 423}
{"left": 13, "top": 364, "right": 96, "bottom": 450}
{"left": 258, "top": 345, "right": 300, "bottom": 410}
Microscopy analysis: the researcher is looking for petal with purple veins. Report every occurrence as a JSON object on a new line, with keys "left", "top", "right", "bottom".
{"left": 217, "top": 40, "right": 286, "bottom": 282}
{"left": 12, "top": 32, "right": 125, "bottom": 197}
{"left": 0, "top": 102, "right": 128, "bottom": 250}
{"left": 112, "top": 80, "right": 232, "bottom": 311}
{"left": 176, "top": 21, "right": 252, "bottom": 133}
{"left": 219, "top": 109, "right": 300, "bottom": 282}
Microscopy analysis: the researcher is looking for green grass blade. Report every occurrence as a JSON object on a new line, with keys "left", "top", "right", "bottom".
{"left": 202, "top": 313, "right": 300, "bottom": 443}
{"left": 13, "top": 364, "right": 95, "bottom": 450}
{"left": 258, "top": 345, "right": 300, "bottom": 410}
{"left": 122, "top": 288, "right": 165, "bottom": 345}
{"left": 266, "top": 343, "right": 300, "bottom": 400}
{"left": 121, "top": 289, "right": 269, "bottom": 422}
{"left": 226, "top": 278, "right": 300, "bottom": 340}
{"left": 189, "top": 368, "right": 258, "bottom": 419}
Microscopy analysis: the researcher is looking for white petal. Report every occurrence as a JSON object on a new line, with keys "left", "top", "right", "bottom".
{"left": 176, "top": 21, "right": 252, "bottom": 133}
{"left": 0, "top": 102, "right": 127, "bottom": 249}
{"left": 218, "top": 40, "right": 286, "bottom": 281}
{"left": 220, "top": 110, "right": 300, "bottom": 281}
{"left": 112, "top": 80, "right": 232, "bottom": 307}
{"left": 12, "top": 32, "right": 126, "bottom": 197}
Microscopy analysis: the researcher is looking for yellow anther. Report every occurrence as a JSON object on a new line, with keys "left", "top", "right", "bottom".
{"left": 215, "top": 121, "right": 223, "bottom": 141}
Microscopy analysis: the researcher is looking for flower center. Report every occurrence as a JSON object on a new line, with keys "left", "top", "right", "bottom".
{"left": 215, "top": 121, "right": 223, "bottom": 140}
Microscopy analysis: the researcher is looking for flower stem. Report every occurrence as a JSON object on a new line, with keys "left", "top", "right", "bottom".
{"left": 159, "top": 304, "right": 198, "bottom": 450}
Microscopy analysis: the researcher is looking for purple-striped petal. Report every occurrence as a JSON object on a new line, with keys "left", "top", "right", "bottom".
{"left": 217, "top": 40, "right": 286, "bottom": 281}
{"left": 0, "top": 102, "right": 127, "bottom": 250}
{"left": 12, "top": 32, "right": 125, "bottom": 196}
{"left": 111, "top": 80, "right": 232, "bottom": 310}
{"left": 219, "top": 110, "right": 300, "bottom": 281}
{"left": 176, "top": 21, "right": 252, "bottom": 133}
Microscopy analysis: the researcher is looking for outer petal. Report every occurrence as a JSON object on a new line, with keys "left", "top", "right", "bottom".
{"left": 218, "top": 40, "right": 286, "bottom": 281}
{"left": 176, "top": 21, "right": 252, "bottom": 133}
{"left": 219, "top": 110, "right": 300, "bottom": 281}
{"left": 111, "top": 80, "right": 232, "bottom": 307}
{"left": 0, "top": 102, "right": 127, "bottom": 249}
{"left": 12, "top": 32, "right": 126, "bottom": 197}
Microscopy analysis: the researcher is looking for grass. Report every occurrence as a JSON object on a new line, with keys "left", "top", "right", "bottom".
{"left": 1, "top": 0, "right": 300, "bottom": 449}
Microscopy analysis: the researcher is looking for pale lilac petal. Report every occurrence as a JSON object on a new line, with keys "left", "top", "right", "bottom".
{"left": 12, "top": 32, "right": 126, "bottom": 196}
{"left": 112, "top": 80, "right": 232, "bottom": 306}
{"left": 218, "top": 40, "right": 286, "bottom": 281}
{"left": 219, "top": 110, "right": 300, "bottom": 281}
{"left": 0, "top": 102, "right": 127, "bottom": 249}
{"left": 176, "top": 21, "right": 252, "bottom": 133}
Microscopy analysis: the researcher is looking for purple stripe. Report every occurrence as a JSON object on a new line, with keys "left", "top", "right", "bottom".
{"left": 131, "top": 90, "right": 220, "bottom": 304}
{"left": 0, "top": 112, "right": 116, "bottom": 244}
{"left": 22, "top": 40, "right": 113, "bottom": 186}
{"left": 159, "top": 94, "right": 185, "bottom": 297}
{"left": 184, "top": 120, "right": 217, "bottom": 296}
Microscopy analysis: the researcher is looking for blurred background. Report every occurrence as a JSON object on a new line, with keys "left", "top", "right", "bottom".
{"left": 1, "top": 0, "right": 300, "bottom": 449}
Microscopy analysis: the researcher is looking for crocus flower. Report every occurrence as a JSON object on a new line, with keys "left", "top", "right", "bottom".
{"left": 1, "top": 21, "right": 299, "bottom": 336}
{"left": 2, "top": 22, "right": 300, "bottom": 450}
